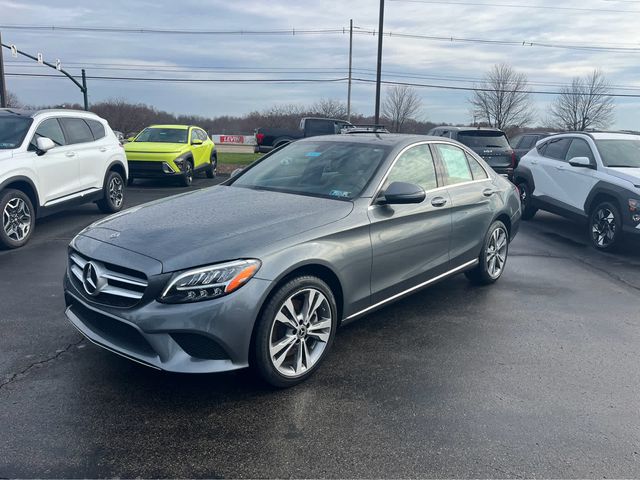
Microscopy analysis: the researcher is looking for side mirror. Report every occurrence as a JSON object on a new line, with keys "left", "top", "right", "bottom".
{"left": 192, "top": 138, "right": 203, "bottom": 145}
{"left": 36, "top": 137, "right": 56, "bottom": 154}
{"left": 127, "top": 137, "right": 135, "bottom": 142}
{"left": 378, "top": 181, "right": 426, "bottom": 205}
{"left": 231, "top": 168, "right": 244, "bottom": 178}
{"left": 569, "top": 156, "right": 592, "bottom": 168}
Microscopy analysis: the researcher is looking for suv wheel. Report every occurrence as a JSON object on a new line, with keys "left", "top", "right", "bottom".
{"left": 589, "top": 201, "right": 622, "bottom": 251}
{"left": 465, "top": 220, "right": 509, "bottom": 285}
{"left": 0, "top": 189, "right": 35, "bottom": 249}
{"left": 253, "top": 275, "right": 337, "bottom": 388}
{"left": 97, "top": 171, "right": 125, "bottom": 213}
{"left": 206, "top": 154, "right": 217, "bottom": 179}
{"left": 180, "top": 160, "right": 194, "bottom": 187}
{"left": 517, "top": 181, "right": 537, "bottom": 220}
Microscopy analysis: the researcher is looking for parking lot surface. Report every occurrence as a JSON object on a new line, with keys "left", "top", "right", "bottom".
{"left": 1, "top": 177, "right": 640, "bottom": 478}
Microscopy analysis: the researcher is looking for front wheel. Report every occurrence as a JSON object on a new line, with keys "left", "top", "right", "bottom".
{"left": 465, "top": 220, "right": 509, "bottom": 285}
{"left": 589, "top": 201, "right": 622, "bottom": 251}
{"left": 0, "top": 189, "right": 35, "bottom": 249}
{"left": 517, "top": 181, "right": 537, "bottom": 220}
{"left": 180, "top": 161, "right": 194, "bottom": 187}
{"left": 97, "top": 170, "right": 125, "bottom": 213}
{"left": 253, "top": 276, "right": 337, "bottom": 388}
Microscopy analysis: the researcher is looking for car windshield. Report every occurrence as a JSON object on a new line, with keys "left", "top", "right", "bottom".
{"left": 230, "top": 141, "right": 389, "bottom": 200}
{"left": 135, "top": 127, "right": 188, "bottom": 143}
{"left": 458, "top": 131, "right": 510, "bottom": 148}
{"left": 596, "top": 139, "right": 640, "bottom": 168}
{"left": 0, "top": 116, "right": 33, "bottom": 149}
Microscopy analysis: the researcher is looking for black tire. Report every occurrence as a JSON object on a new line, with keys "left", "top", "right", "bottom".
{"left": 180, "top": 160, "right": 194, "bottom": 187}
{"left": 517, "top": 181, "right": 537, "bottom": 220}
{"left": 97, "top": 170, "right": 125, "bottom": 213}
{"left": 465, "top": 220, "right": 509, "bottom": 286}
{"left": 589, "top": 200, "right": 622, "bottom": 252}
{"left": 0, "top": 189, "right": 36, "bottom": 250}
{"left": 253, "top": 275, "right": 338, "bottom": 388}
{"left": 206, "top": 154, "right": 217, "bottom": 179}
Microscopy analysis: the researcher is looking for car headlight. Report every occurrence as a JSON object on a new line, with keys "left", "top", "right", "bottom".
{"left": 159, "top": 259, "right": 261, "bottom": 304}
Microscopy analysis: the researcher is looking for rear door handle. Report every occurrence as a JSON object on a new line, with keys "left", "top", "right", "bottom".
{"left": 530, "top": 160, "right": 538, "bottom": 165}
{"left": 483, "top": 188, "right": 497, "bottom": 197}
{"left": 555, "top": 165, "right": 565, "bottom": 171}
{"left": 431, "top": 196, "right": 447, "bottom": 207}
{"left": 99, "top": 147, "right": 107, "bottom": 152}
{"left": 65, "top": 152, "right": 76, "bottom": 158}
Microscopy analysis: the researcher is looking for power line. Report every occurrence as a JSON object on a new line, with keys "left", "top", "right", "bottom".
{"left": 0, "top": 25, "right": 348, "bottom": 35}
{"left": 388, "top": 0, "right": 640, "bottom": 13}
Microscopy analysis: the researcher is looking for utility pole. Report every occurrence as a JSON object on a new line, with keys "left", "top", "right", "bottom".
{"left": 82, "top": 69, "right": 88, "bottom": 111}
{"left": 0, "top": 32, "right": 7, "bottom": 108}
{"left": 374, "top": 0, "right": 385, "bottom": 124}
{"left": 347, "top": 19, "right": 353, "bottom": 123}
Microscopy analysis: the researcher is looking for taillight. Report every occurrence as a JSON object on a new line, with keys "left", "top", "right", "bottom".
{"left": 510, "top": 150, "right": 517, "bottom": 168}
{"left": 256, "top": 133, "right": 265, "bottom": 144}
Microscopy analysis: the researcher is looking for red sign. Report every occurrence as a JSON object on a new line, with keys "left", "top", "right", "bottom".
{"left": 219, "top": 135, "right": 245, "bottom": 144}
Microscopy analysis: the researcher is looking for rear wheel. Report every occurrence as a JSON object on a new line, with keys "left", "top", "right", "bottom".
{"left": 465, "top": 220, "right": 509, "bottom": 285}
{"left": 253, "top": 275, "right": 337, "bottom": 388}
{"left": 0, "top": 189, "right": 35, "bottom": 249}
{"left": 97, "top": 170, "right": 125, "bottom": 213}
{"left": 206, "top": 153, "right": 217, "bottom": 179}
{"left": 180, "top": 160, "right": 194, "bottom": 187}
{"left": 517, "top": 181, "right": 537, "bottom": 220}
{"left": 589, "top": 201, "right": 622, "bottom": 251}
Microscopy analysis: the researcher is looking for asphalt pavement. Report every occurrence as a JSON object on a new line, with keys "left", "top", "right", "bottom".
{"left": 1, "top": 176, "right": 640, "bottom": 478}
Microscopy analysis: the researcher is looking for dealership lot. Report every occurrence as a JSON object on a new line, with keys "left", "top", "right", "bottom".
{"left": 1, "top": 177, "right": 640, "bottom": 478}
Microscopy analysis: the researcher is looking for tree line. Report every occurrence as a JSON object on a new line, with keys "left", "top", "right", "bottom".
{"left": 5, "top": 64, "right": 617, "bottom": 137}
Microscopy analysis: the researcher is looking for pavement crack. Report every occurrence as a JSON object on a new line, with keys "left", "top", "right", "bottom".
{"left": 0, "top": 336, "right": 84, "bottom": 391}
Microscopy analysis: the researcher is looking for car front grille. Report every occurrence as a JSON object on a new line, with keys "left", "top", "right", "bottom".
{"left": 69, "top": 250, "right": 148, "bottom": 308}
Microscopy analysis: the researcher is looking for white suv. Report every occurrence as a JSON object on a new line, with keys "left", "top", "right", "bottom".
{"left": 0, "top": 108, "right": 128, "bottom": 249}
{"left": 515, "top": 132, "right": 640, "bottom": 251}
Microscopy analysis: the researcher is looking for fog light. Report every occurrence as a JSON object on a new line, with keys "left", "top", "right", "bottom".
{"left": 633, "top": 214, "right": 640, "bottom": 223}
{"left": 162, "top": 162, "right": 174, "bottom": 174}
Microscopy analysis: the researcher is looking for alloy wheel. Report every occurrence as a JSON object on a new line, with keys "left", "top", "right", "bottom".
{"left": 486, "top": 226, "right": 508, "bottom": 279}
{"left": 2, "top": 197, "right": 32, "bottom": 241}
{"left": 109, "top": 176, "right": 124, "bottom": 208}
{"left": 592, "top": 207, "right": 616, "bottom": 248}
{"left": 185, "top": 163, "right": 193, "bottom": 183}
{"left": 269, "top": 288, "right": 333, "bottom": 378}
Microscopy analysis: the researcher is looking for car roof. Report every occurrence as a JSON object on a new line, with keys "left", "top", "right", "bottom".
{"left": 297, "top": 133, "right": 461, "bottom": 149}
{"left": 431, "top": 126, "right": 505, "bottom": 133}
{"left": 0, "top": 108, "right": 103, "bottom": 119}
{"left": 148, "top": 124, "right": 191, "bottom": 130}
{"left": 546, "top": 131, "right": 640, "bottom": 141}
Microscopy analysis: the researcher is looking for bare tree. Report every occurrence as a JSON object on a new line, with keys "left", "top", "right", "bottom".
{"left": 469, "top": 63, "right": 534, "bottom": 130}
{"left": 548, "top": 69, "right": 614, "bottom": 130}
{"left": 5, "top": 91, "right": 22, "bottom": 108}
{"left": 310, "top": 98, "right": 348, "bottom": 119}
{"left": 382, "top": 85, "right": 423, "bottom": 132}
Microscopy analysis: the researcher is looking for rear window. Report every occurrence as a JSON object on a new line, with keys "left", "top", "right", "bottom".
{"left": 86, "top": 119, "right": 106, "bottom": 140}
{"left": 59, "top": 118, "right": 94, "bottom": 144}
{"left": 457, "top": 131, "right": 510, "bottom": 149}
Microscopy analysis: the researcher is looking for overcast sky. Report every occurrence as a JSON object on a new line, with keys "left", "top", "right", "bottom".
{"left": 2, "top": 0, "right": 640, "bottom": 129}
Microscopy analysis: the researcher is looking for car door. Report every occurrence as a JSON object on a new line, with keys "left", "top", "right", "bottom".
{"left": 81, "top": 118, "right": 112, "bottom": 189}
{"left": 30, "top": 117, "right": 81, "bottom": 203}
{"left": 189, "top": 128, "right": 207, "bottom": 168}
{"left": 433, "top": 143, "right": 495, "bottom": 266}
{"left": 531, "top": 137, "right": 571, "bottom": 203}
{"left": 59, "top": 117, "right": 102, "bottom": 191}
{"left": 555, "top": 138, "right": 599, "bottom": 214}
{"left": 368, "top": 143, "right": 452, "bottom": 304}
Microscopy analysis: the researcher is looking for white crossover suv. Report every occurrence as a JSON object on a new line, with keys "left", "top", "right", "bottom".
{"left": 0, "top": 108, "right": 128, "bottom": 249}
{"left": 514, "top": 131, "right": 640, "bottom": 251}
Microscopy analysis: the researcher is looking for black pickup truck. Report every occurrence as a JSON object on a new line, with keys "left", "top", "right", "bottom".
{"left": 254, "top": 117, "right": 354, "bottom": 153}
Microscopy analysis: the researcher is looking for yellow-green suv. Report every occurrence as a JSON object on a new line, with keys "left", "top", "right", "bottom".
{"left": 124, "top": 125, "right": 216, "bottom": 187}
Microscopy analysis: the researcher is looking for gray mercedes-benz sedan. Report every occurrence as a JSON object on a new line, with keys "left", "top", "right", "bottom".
{"left": 64, "top": 134, "right": 521, "bottom": 387}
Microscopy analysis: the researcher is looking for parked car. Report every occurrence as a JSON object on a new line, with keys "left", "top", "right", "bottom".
{"left": 255, "top": 117, "right": 354, "bottom": 153}
{"left": 514, "top": 131, "right": 640, "bottom": 251}
{"left": 0, "top": 108, "right": 127, "bottom": 249}
{"left": 124, "top": 125, "right": 216, "bottom": 187}
{"left": 510, "top": 132, "right": 552, "bottom": 162}
{"left": 427, "top": 126, "right": 516, "bottom": 180}
{"left": 64, "top": 134, "right": 521, "bottom": 387}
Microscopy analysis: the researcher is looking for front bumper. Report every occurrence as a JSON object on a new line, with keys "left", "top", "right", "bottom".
{"left": 64, "top": 271, "right": 273, "bottom": 373}
{"left": 623, "top": 223, "right": 640, "bottom": 237}
{"left": 127, "top": 160, "right": 183, "bottom": 179}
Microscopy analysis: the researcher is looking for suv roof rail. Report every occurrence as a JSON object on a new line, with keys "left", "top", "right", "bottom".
{"left": 341, "top": 124, "right": 390, "bottom": 134}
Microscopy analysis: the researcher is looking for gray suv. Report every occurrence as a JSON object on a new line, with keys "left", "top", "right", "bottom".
{"left": 64, "top": 134, "right": 521, "bottom": 387}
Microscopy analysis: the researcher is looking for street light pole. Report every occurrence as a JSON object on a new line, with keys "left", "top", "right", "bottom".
{"left": 347, "top": 19, "right": 353, "bottom": 123}
{"left": 0, "top": 32, "right": 7, "bottom": 108}
{"left": 374, "top": 0, "right": 385, "bottom": 124}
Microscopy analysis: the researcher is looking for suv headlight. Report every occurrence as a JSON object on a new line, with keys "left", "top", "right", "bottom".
{"left": 159, "top": 259, "right": 261, "bottom": 304}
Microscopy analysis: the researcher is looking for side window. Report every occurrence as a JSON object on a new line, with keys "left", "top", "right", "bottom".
{"left": 435, "top": 144, "right": 473, "bottom": 185}
{"left": 190, "top": 129, "right": 199, "bottom": 143}
{"left": 466, "top": 153, "right": 488, "bottom": 180}
{"left": 32, "top": 118, "right": 66, "bottom": 147}
{"left": 565, "top": 138, "right": 594, "bottom": 163}
{"left": 383, "top": 144, "right": 438, "bottom": 192}
{"left": 85, "top": 119, "right": 106, "bottom": 140}
{"left": 519, "top": 135, "right": 537, "bottom": 150}
{"left": 511, "top": 135, "right": 523, "bottom": 148}
{"left": 59, "top": 118, "right": 94, "bottom": 144}
{"left": 199, "top": 129, "right": 209, "bottom": 141}
{"left": 543, "top": 138, "right": 572, "bottom": 161}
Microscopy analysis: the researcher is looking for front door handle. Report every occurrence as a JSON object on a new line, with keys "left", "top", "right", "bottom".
{"left": 530, "top": 160, "right": 538, "bottom": 165}
{"left": 65, "top": 152, "right": 76, "bottom": 158}
{"left": 431, "top": 196, "right": 447, "bottom": 207}
{"left": 555, "top": 165, "right": 565, "bottom": 171}
{"left": 99, "top": 147, "right": 107, "bottom": 152}
{"left": 483, "top": 188, "right": 497, "bottom": 197}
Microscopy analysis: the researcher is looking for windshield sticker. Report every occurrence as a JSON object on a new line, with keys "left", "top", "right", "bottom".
{"left": 305, "top": 152, "right": 322, "bottom": 157}
{"left": 329, "top": 190, "right": 351, "bottom": 198}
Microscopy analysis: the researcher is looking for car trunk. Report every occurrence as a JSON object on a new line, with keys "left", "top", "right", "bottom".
{"left": 457, "top": 130, "right": 514, "bottom": 170}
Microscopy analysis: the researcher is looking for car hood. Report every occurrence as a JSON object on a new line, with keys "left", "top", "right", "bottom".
{"left": 606, "top": 167, "right": 640, "bottom": 187}
{"left": 124, "top": 142, "right": 187, "bottom": 154}
{"left": 79, "top": 186, "right": 354, "bottom": 272}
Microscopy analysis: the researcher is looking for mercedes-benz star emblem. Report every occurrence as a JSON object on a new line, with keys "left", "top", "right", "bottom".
{"left": 82, "top": 262, "right": 106, "bottom": 296}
